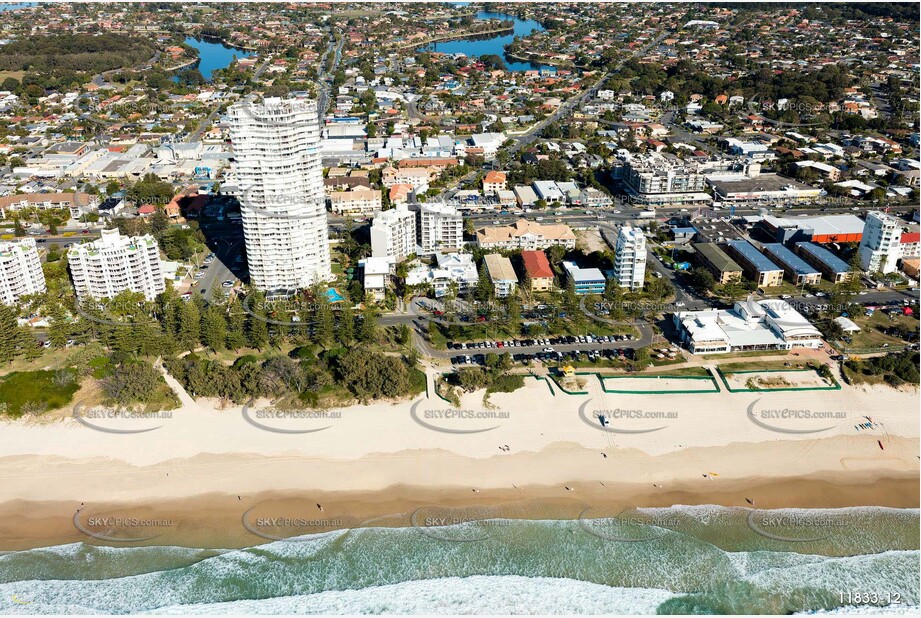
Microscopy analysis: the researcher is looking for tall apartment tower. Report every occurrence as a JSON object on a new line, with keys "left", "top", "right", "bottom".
{"left": 228, "top": 96, "right": 332, "bottom": 291}
{"left": 0, "top": 238, "right": 46, "bottom": 305}
{"left": 370, "top": 203, "right": 416, "bottom": 262}
{"left": 613, "top": 225, "right": 647, "bottom": 290}
{"left": 416, "top": 203, "right": 463, "bottom": 253}
{"left": 858, "top": 211, "right": 900, "bottom": 274}
{"left": 68, "top": 228, "right": 164, "bottom": 301}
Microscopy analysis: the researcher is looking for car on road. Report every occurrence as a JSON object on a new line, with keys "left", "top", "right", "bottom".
{"left": 222, "top": 280, "right": 234, "bottom": 288}
{"left": 542, "top": 347, "right": 555, "bottom": 353}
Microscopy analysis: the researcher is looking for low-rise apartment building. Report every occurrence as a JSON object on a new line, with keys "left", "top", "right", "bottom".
{"left": 476, "top": 219, "right": 576, "bottom": 251}
{"left": 563, "top": 261, "right": 606, "bottom": 295}
{"left": 520, "top": 250, "right": 554, "bottom": 292}
{"left": 761, "top": 244, "right": 822, "bottom": 286}
{"left": 405, "top": 253, "right": 478, "bottom": 297}
{"left": 483, "top": 253, "right": 518, "bottom": 298}
{"left": 725, "top": 240, "right": 784, "bottom": 288}
{"left": 693, "top": 242, "right": 743, "bottom": 284}
{"left": 794, "top": 242, "right": 857, "bottom": 283}
{"left": 328, "top": 188, "right": 382, "bottom": 216}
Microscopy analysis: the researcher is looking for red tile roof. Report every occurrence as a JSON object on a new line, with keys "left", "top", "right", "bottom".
{"left": 521, "top": 250, "right": 554, "bottom": 279}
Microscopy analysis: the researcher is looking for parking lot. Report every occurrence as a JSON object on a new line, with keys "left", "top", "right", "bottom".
{"left": 448, "top": 333, "right": 639, "bottom": 366}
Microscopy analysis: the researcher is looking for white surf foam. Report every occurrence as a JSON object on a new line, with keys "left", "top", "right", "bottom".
{"left": 148, "top": 576, "right": 675, "bottom": 615}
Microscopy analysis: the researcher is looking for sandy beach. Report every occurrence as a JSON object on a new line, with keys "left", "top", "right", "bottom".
{"left": 0, "top": 376, "right": 917, "bottom": 550}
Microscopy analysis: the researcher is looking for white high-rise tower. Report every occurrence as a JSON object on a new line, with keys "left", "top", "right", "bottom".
{"left": 613, "top": 225, "right": 647, "bottom": 290}
{"left": 228, "top": 96, "right": 332, "bottom": 291}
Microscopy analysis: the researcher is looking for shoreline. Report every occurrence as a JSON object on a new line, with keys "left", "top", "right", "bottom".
{"left": 1, "top": 379, "right": 917, "bottom": 551}
{"left": 404, "top": 26, "right": 515, "bottom": 51}
{"left": 1, "top": 472, "right": 916, "bottom": 552}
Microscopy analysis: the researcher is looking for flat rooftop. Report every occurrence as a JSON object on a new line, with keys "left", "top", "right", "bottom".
{"left": 693, "top": 242, "right": 742, "bottom": 273}
{"left": 795, "top": 242, "right": 851, "bottom": 273}
{"left": 762, "top": 214, "right": 865, "bottom": 236}
{"left": 710, "top": 173, "right": 814, "bottom": 194}
{"left": 484, "top": 253, "right": 517, "bottom": 282}
{"left": 726, "top": 240, "right": 783, "bottom": 273}
{"left": 762, "top": 243, "right": 820, "bottom": 277}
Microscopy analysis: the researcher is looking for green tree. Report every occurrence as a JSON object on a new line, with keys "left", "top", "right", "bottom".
{"left": 103, "top": 360, "right": 161, "bottom": 405}
{"left": 226, "top": 299, "right": 246, "bottom": 350}
{"left": 474, "top": 262, "right": 493, "bottom": 302}
{"left": 178, "top": 299, "right": 201, "bottom": 351}
{"left": 337, "top": 298, "right": 355, "bottom": 345}
{"left": 358, "top": 304, "right": 378, "bottom": 343}
{"left": 201, "top": 305, "right": 228, "bottom": 352}
{"left": 0, "top": 305, "right": 27, "bottom": 363}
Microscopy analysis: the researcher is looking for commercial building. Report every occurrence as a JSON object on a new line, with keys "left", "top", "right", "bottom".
{"left": 761, "top": 244, "right": 822, "bottom": 286}
{"left": 520, "top": 250, "right": 554, "bottom": 292}
{"left": 532, "top": 180, "right": 566, "bottom": 204}
{"left": 483, "top": 254, "right": 518, "bottom": 298}
{"left": 755, "top": 214, "right": 865, "bottom": 245}
{"left": 416, "top": 203, "right": 463, "bottom": 253}
{"left": 612, "top": 225, "right": 646, "bottom": 290}
{"left": 327, "top": 189, "right": 382, "bottom": 216}
{"left": 370, "top": 204, "right": 416, "bottom": 262}
{"left": 405, "top": 253, "right": 479, "bottom": 297}
{"left": 693, "top": 243, "right": 743, "bottom": 284}
{"left": 0, "top": 238, "right": 46, "bottom": 305}
{"left": 709, "top": 174, "right": 822, "bottom": 203}
{"left": 620, "top": 153, "right": 710, "bottom": 206}
{"left": 475, "top": 219, "right": 576, "bottom": 251}
{"left": 673, "top": 299, "right": 823, "bottom": 354}
{"left": 228, "top": 96, "right": 332, "bottom": 291}
{"left": 67, "top": 229, "right": 165, "bottom": 301}
{"left": 563, "top": 261, "right": 606, "bottom": 295}
{"left": 725, "top": 240, "right": 784, "bottom": 288}
{"left": 794, "top": 242, "right": 856, "bottom": 283}
{"left": 858, "top": 211, "right": 901, "bottom": 274}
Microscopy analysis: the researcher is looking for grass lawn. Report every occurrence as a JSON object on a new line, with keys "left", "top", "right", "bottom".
{"left": 718, "top": 360, "right": 813, "bottom": 373}
{"left": 0, "top": 369, "right": 80, "bottom": 418}
{"left": 841, "top": 311, "right": 918, "bottom": 350}
{"left": 704, "top": 349, "right": 791, "bottom": 360}
{"left": 639, "top": 367, "right": 712, "bottom": 377}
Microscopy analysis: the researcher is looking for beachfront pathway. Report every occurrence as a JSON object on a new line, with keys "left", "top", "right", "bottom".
{"left": 153, "top": 357, "right": 199, "bottom": 410}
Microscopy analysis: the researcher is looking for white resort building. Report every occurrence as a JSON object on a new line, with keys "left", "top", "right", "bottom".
{"left": 67, "top": 228, "right": 164, "bottom": 301}
{"left": 228, "top": 96, "right": 332, "bottom": 291}
{"left": 672, "top": 299, "right": 822, "bottom": 354}
{"left": 0, "top": 238, "right": 46, "bottom": 305}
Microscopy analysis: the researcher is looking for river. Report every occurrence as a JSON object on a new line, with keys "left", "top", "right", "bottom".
{"left": 180, "top": 36, "right": 254, "bottom": 81}
{"left": 420, "top": 10, "right": 547, "bottom": 72}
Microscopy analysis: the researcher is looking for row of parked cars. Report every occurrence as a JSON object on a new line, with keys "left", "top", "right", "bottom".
{"left": 452, "top": 347, "right": 636, "bottom": 367}
{"left": 447, "top": 333, "right": 635, "bottom": 351}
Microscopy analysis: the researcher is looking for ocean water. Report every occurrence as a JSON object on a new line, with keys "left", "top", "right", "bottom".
{"left": 0, "top": 506, "right": 917, "bottom": 615}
